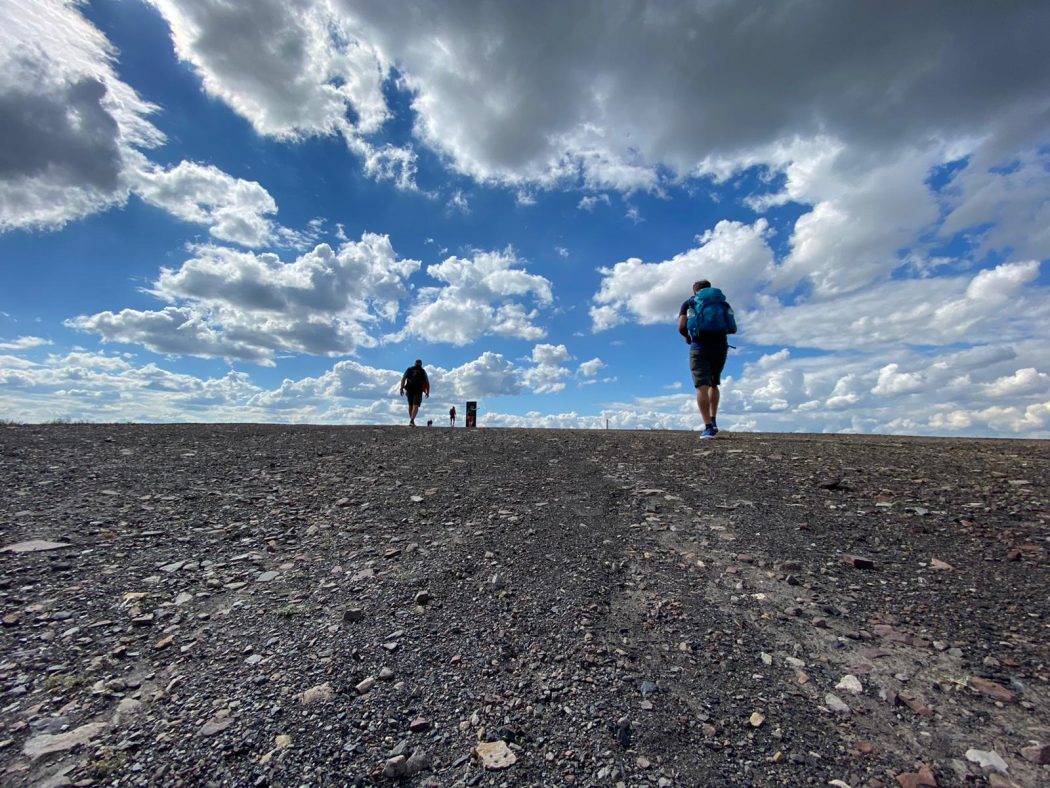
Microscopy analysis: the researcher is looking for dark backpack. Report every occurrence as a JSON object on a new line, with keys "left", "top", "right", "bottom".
{"left": 404, "top": 366, "right": 424, "bottom": 387}
{"left": 686, "top": 288, "right": 737, "bottom": 337}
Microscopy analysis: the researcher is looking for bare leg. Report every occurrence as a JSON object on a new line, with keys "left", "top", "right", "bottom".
{"left": 697, "top": 387, "right": 712, "bottom": 424}
{"left": 709, "top": 385, "right": 720, "bottom": 421}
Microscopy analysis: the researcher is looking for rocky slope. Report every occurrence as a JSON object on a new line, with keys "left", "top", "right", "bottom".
{"left": 1, "top": 424, "right": 1047, "bottom": 787}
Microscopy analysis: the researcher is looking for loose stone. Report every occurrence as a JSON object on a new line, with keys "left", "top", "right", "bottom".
{"left": 836, "top": 674, "right": 863, "bottom": 695}
{"left": 474, "top": 740, "right": 517, "bottom": 770}
{"left": 824, "top": 693, "right": 851, "bottom": 715}
{"left": 300, "top": 682, "right": 334, "bottom": 705}
{"left": 965, "top": 748, "right": 1008, "bottom": 774}
{"left": 1021, "top": 743, "right": 1049, "bottom": 764}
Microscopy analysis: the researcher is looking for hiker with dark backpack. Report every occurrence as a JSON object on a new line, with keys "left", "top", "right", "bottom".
{"left": 399, "top": 359, "right": 430, "bottom": 427}
{"left": 678, "top": 279, "right": 737, "bottom": 439}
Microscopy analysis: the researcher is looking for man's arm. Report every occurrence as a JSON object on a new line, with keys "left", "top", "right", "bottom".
{"left": 399, "top": 372, "right": 407, "bottom": 395}
{"left": 677, "top": 314, "right": 691, "bottom": 344}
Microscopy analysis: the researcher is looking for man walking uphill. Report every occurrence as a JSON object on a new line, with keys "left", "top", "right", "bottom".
{"left": 678, "top": 280, "right": 736, "bottom": 439}
{"left": 399, "top": 359, "right": 430, "bottom": 427}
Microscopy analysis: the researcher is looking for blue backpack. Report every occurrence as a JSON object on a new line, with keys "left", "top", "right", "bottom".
{"left": 686, "top": 288, "right": 737, "bottom": 337}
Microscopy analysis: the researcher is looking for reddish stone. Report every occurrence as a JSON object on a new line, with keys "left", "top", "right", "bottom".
{"left": 969, "top": 676, "right": 1017, "bottom": 704}
{"left": 1006, "top": 549, "right": 1022, "bottom": 561}
{"left": 851, "top": 740, "right": 876, "bottom": 757}
{"left": 899, "top": 692, "right": 934, "bottom": 717}
{"left": 408, "top": 717, "right": 432, "bottom": 732}
{"left": 874, "top": 624, "right": 911, "bottom": 644}
{"left": 1021, "top": 742, "right": 1050, "bottom": 764}
{"left": 841, "top": 554, "right": 876, "bottom": 570}
{"left": 896, "top": 765, "right": 937, "bottom": 787}
{"left": 870, "top": 614, "right": 899, "bottom": 625}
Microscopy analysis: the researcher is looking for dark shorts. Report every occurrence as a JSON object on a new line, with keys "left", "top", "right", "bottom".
{"left": 405, "top": 387, "right": 423, "bottom": 407}
{"left": 690, "top": 346, "right": 727, "bottom": 388}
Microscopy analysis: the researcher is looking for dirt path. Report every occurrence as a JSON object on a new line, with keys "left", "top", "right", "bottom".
{"left": 1, "top": 425, "right": 1047, "bottom": 786}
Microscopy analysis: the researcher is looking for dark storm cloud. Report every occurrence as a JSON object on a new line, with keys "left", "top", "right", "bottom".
{"left": 336, "top": 0, "right": 1050, "bottom": 177}
{"left": 0, "top": 73, "right": 122, "bottom": 191}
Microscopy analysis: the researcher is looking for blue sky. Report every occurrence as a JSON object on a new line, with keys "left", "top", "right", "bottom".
{"left": 2, "top": 0, "right": 1048, "bottom": 436}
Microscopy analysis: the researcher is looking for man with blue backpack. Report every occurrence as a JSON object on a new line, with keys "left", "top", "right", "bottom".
{"left": 678, "top": 280, "right": 737, "bottom": 439}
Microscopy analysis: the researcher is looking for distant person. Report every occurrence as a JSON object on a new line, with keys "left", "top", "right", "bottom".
{"left": 399, "top": 359, "right": 430, "bottom": 427}
{"left": 449, "top": 405, "right": 457, "bottom": 427}
{"left": 426, "top": 419, "right": 433, "bottom": 427}
{"left": 678, "top": 279, "right": 736, "bottom": 439}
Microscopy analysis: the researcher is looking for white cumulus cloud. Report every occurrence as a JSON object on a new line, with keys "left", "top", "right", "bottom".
{"left": 69, "top": 234, "right": 421, "bottom": 363}
{"left": 0, "top": 336, "right": 52, "bottom": 351}
{"left": 577, "top": 358, "right": 604, "bottom": 378}
{"left": 332, "top": 1, "right": 1049, "bottom": 192}
{"left": 984, "top": 368, "right": 1049, "bottom": 398}
{"left": 719, "top": 339, "right": 1050, "bottom": 437}
{"left": 392, "top": 249, "right": 553, "bottom": 346}
{"left": 872, "top": 364, "right": 926, "bottom": 397}
{"left": 522, "top": 343, "right": 572, "bottom": 394}
{"left": 147, "top": 0, "right": 388, "bottom": 139}
{"left": 0, "top": 0, "right": 164, "bottom": 231}
{"left": 941, "top": 145, "right": 1050, "bottom": 262}
{"left": 0, "top": 2, "right": 307, "bottom": 245}
{"left": 591, "top": 219, "right": 773, "bottom": 331}
{"left": 746, "top": 260, "right": 1048, "bottom": 351}
{"left": 133, "top": 161, "right": 290, "bottom": 247}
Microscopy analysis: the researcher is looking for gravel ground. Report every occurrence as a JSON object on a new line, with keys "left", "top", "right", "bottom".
{"left": 1, "top": 424, "right": 1048, "bottom": 787}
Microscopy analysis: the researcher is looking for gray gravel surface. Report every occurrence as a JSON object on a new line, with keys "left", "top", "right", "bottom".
{"left": 1, "top": 424, "right": 1048, "bottom": 787}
